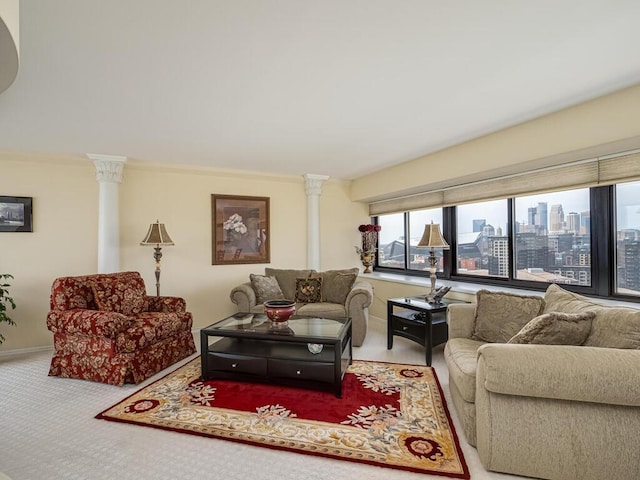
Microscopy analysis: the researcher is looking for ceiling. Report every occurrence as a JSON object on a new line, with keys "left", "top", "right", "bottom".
{"left": 2, "top": 1, "right": 640, "bottom": 180}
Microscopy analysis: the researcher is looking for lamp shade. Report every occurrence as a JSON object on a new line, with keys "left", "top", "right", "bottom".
{"left": 140, "top": 221, "right": 175, "bottom": 246}
{"left": 417, "top": 222, "right": 449, "bottom": 249}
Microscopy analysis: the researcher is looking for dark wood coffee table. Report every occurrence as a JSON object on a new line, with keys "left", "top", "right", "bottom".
{"left": 200, "top": 313, "right": 352, "bottom": 397}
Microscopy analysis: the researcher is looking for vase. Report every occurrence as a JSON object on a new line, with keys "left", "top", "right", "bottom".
{"left": 263, "top": 300, "right": 296, "bottom": 327}
{"left": 360, "top": 252, "right": 375, "bottom": 274}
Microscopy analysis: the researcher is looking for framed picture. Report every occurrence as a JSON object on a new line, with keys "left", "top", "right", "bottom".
{"left": 212, "top": 194, "right": 270, "bottom": 265}
{"left": 0, "top": 196, "right": 33, "bottom": 232}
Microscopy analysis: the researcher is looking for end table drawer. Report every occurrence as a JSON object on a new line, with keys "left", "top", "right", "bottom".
{"left": 393, "top": 316, "right": 425, "bottom": 339}
{"left": 208, "top": 352, "right": 266, "bottom": 376}
{"left": 269, "top": 359, "right": 333, "bottom": 383}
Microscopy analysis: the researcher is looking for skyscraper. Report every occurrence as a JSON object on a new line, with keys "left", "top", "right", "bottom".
{"left": 473, "top": 219, "right": 486, "bottom": 233}
{"left": 550, "top": 204, "right": 564, "bottom": 232}
{"left": 566, "top": 212, "right": 580, "bottom": 234}
{"left": 536, "top": 202, "right": 548, "bottom": 233}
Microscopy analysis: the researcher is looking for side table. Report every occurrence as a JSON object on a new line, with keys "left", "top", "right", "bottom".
{"left": 387, "top": 296, "right": 464, "bottom": 365}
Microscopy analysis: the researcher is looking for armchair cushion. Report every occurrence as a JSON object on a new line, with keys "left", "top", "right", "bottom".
{"left": 250, "top": 274, "right": 285, "bottom": 303}
{"left": 294, "top": 277, "right": 322, "bottom": 303}
{"left": 90, "top": 271, "right": 148, "bottom": 316}
{"left": 507, "top": 311, "right": 595, "bottom": 345}
{"left": 116, "top": 312, "right": 190, "bottom": 353}
{"left": 471, "top": 289, "right": 545, "bottom": 343}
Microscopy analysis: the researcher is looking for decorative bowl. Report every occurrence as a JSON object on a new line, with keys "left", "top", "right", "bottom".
{"left": 263, "top": 300, "right": 296, "bottom": 326}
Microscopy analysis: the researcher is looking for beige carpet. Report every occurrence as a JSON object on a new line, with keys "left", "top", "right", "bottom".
{"left": 0, "top": 319, "right": 524, "bottom": 480}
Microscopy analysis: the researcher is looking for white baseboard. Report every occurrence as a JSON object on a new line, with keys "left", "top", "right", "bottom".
{"left": 0, "top": 345, "right": 53, "bottom": 358}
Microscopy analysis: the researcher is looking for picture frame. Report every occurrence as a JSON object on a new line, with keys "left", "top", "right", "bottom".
{"left": 0, "top": 196, "right": 33, "bottom": 232}
{"left": 212, "top": 194, "right": 270, "bottom": 265}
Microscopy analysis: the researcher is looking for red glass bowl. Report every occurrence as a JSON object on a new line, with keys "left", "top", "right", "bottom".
{"left": 263, "top": 300, "right": 296, "bottom": 325}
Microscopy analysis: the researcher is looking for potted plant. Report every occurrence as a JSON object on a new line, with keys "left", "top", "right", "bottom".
{"left": 0, "top": 274, "right": 16, "bottom": 344}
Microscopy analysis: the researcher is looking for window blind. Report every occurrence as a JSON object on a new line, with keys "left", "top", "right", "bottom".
{"left": 369, "top": 150, "right": 640, "bottom": 215}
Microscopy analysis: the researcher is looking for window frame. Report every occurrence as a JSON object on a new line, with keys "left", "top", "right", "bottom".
{"left": 373, "top": 184, "right": 638, "bottom": 303}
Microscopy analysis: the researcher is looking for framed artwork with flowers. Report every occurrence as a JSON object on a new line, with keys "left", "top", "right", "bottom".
{"left": 211, "top": 194, "right": 270, "bottom": 265}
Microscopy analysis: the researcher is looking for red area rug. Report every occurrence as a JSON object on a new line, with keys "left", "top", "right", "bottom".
{"left": 97, "top": 358, "right": 469, "bottom": 478}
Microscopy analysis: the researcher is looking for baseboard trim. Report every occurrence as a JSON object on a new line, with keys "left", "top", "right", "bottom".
{"left": 0, "top": 345, "right": 53, "bottom": 358}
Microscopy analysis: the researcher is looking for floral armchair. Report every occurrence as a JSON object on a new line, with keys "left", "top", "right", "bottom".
{"left": 46, "top": 271, "right": 196, "bottom": 386}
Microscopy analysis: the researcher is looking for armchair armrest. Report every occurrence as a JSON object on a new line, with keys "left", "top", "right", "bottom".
{"left": 46, "top": 309, "right": 132, "bottom": 339}
{"left": 447, "top": 303, "right": 476, "bottom": 339}
{"left": 477, "top": 343, "right": 640, "bottom": 407}
{"left": 146, "top": 295, "right": 187, "bottom": 313}
{"left": 230, "top": 282, "right": 257, "bottom": 312}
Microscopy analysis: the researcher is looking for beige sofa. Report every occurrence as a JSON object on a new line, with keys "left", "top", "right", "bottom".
{"left": 230, "top": 268, "right": 373, "bottom": 346}
{"left": 444, "top": 284, "right": 640, "bottom": 480}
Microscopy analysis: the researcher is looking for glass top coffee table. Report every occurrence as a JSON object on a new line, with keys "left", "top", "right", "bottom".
{"left": 200, "top": 313, "right": 352, "bottom": 397}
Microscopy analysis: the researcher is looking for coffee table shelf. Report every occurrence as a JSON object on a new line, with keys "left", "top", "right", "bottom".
{"left": 200, "top": 314, "right": 352, "bottom": 397}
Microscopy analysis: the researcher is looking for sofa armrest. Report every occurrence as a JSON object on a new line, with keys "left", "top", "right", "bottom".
{"left": 46, "top": 309, "right": 132, "bottom": 339}
{"left": 477, "top": 343, "right": 640, "bottom": 407}
{"left": 230, "top": 282, "right": 257, "bottom": 312}
{"left": 345, "top": 281, "right": 373, "bottom": 310}
{"left": 146, "top": 295, "right": 187, "bottom": 313}
{"left": 447, "top": 303, "right": 476, "bottom": 339}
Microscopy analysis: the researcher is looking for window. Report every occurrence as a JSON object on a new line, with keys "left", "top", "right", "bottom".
{"left": 377, "top": 213, "right": 405, "bottom": 268}
{"left": 456, "top": 199, "right": 508, "bottom": 278}
{"left": 514, "top": 188, "right": 591, "bottom": 286}
{"left": 615, "top": 180, "right": 640, "bottom": 297}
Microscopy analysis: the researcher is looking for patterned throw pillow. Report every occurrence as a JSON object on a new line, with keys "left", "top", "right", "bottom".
{"left": 471, "top": 289, "right": 545, "bottom": 343}
{"left": 295, "top": 277, "right": 323, "bottom": 304}
{"left": 507, "top": 311, "right": 595, "bottom": 345}
{"left": 91, "top": 272, "right": 147, "bottom": 316}
{"left": 250, "top": 274, "right": 285, "bottom": 304}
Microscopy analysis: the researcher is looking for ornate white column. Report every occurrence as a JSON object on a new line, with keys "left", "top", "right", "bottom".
{"left": 88, "top": 154, "right": 127, "bottom": 273}
{"left": 303, "top": 174, "right": 329, "bottom": 270}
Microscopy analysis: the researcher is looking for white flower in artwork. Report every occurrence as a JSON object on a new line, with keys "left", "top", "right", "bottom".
{"left": 223, "top": 213, "right": 248, "bottom": 235}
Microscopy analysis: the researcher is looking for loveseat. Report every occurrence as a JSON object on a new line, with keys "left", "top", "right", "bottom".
{"left": 444, "top": 284, "right": 640, "bottom": 480}
{"left": 47, "top": 271, "right": 196, "bottom": 386}
{"left": 230, "top": 268, "right": 373, "bottom": 346}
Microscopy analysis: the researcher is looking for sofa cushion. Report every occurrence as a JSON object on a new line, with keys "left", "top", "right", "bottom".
{"left": 471, "top": 290, "right": 545, "bottom": 343}
{"left": 507, "top": 311, "right": 595, "bottom": 345}
{"left": 294, "top": 277, "right": 322, "bottom": 303}
{"left": 544, "top": 283, "right": 640, "bottom": 349}
{"left": 265, "top": 268, "right": 313, "bottom": 301}
{"left": 297, "top": 302, "right": 346, "bottom": 318}
{"left": 250, "top": 274, "right": 285, "bottom": 304}
{"left": 444, "top": 338, "right": 486, "bottom": 403}
{"left": 313, "top": 268, "right": 358, "bottom": 304}
{"left": 91, "top": 272, "right": 148, "bottom": 316}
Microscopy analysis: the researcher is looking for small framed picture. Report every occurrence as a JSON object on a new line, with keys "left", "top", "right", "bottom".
{"left": 212, "top": 194, "right": 270, "bottom": 265}
{"left": 0, "top": 196, "right": 33, "bottom": 232}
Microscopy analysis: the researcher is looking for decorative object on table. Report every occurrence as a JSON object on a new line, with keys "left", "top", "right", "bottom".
{"left": 212, "top": 194, "right": 270, "bottom": 265}
{"left": 0, "top": 273, "right": 16, "bottom": 344}
{"left": 307, "top": 343, "right": 323, "bottom": 354}
{"left": 140, "top": 220, "right": 174, "bottom": 296}
{"left": 355, "top": 223, "right": 381, "bottom": 273}
{"left": 263, "top": 299, "right": 296, "bottom": 326}
{"left": 97, "top": 358, "right": 469, "bottom": 479}
{"left": 417, "top": 221, "right": 450, "bottom": 303}
{"left": 0, "top": 196, "right": 33, "bottom": 232}
{"left": 431, "top": 286, "right": 451, "bottom": 304}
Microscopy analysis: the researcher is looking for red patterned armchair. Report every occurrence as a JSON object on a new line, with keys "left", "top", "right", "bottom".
{"left": 46, "top": 271, "right": 196, "bottom": 386}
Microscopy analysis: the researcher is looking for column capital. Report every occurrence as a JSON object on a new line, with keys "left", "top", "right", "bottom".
{"left": 88, "top": 153, "right": 127, "bottom": 183}
{"left": 303, "top": 174, "right": 330, "bottom": 196}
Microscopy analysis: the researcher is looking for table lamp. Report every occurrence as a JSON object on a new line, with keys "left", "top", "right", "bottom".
{"left": 417, "top": 222, "right": 450, "bottom": 303}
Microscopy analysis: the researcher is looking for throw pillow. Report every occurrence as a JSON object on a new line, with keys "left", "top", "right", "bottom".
{"left": 91, "top": 272, "right": 147, "bottom": 316}
{"left": 264, "top": 268, "right": 314, "bottom": 301}
{"left": 250, "top": 274, "right": 285, "bottom": 304}
{"left": 294, "top": 277, "right": 323, "bottom": 304}
{"left": 507, "top": 311, "right": 596, "bottom": 345}
{"left": 471, "top": 289, "right": 545, "bottom": 343}
{"left": 315, "top": 268, "right": 359, "bottom": 304}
